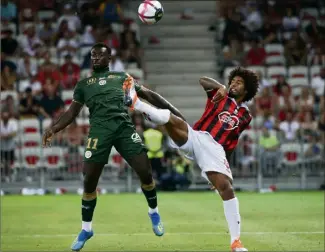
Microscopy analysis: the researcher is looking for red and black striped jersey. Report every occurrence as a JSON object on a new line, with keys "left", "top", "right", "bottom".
{"left": 193, "top": 89, "right": 252, "bottom": 152}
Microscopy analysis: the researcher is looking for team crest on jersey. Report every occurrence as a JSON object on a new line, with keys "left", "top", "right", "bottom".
{"left": 218, "top": 111, "right": 239, "bottom": 130}
{"left": 99, "top": 80, "right": 106, "bottom": 85}
{"left": 87, "top": 78, "right": 96, "bottom": 85}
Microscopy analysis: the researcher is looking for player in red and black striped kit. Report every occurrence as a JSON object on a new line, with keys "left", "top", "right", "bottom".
{"left": 123, "top": 67, "right": 259, "bottom": 252}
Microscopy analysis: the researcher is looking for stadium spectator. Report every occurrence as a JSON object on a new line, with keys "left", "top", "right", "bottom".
{"left": 2, "top": 95, "right": 19, "bottom": 119}
{"left": 298, "top": 111, "right": 318, "bottom": 142}
{"left": 318, "top": 112, "right": 325, "bottom": 142}
{"left": 19, "top": 25, "right": 43, "bottom": 57}
{"left": 304, "top": 135, "right": 321, "bottom": 158}
{"left": 60, "top": 54, "right": 81, "bottom": 89}
{"left": 57, "top": 31, "right": 79, "bottom": 58}
{"left": 245, "top": 38, "right": 266, "bottom": 65}
{"left": 221, "top": 9, "right": 244, "bottom": 46}
{"left": 19, "top": 87, "right": 41, "bottom": 118}
{"left": 109, "top": 49, "right": 125, "bottom": 72}
{"left": 57, "top": 4, "right": 81, "bottom": 33}
{"left": 1, "top": 0, "right": 17, "bottom": 22}
{"left": 311, "top": 67, "right": 325, "bottom": 102}
{"left": 277, "top": 85, "right": 296, "bottom": 121}
{"left": 40, "top": 51, "right": 57, "bottom": 70}
{"left": 296, "top": 87, "right": 314, "bottom": 113}
{"left": 18, "top": 72, "right": 42, "bottom": 97}
{"left": 19, "top": 7, "right": 36, "bottom": 23}
{"left": 1, "top": 29, "right": 18, "bottom": 56}
{"left": 55, "top": 19, "right": 75, "bottom": 46}
{"left": 258, "top": 126, "right": 280, "bottom": 173}
{"left": 17, "top": 51, "right": 38, "bottom": 80}
{"left": 282, "top": 7, "right": 300, "bottom": 33}
{"left": 104, "top": 26, "right": 120, "bottom": 49}
{"left": 37, "top": 59, "right": 60, "bottom": 91}
{"left": 80, "top": 26, "right": 96, "bottom": 46}
{"left": 38, "top": 18, "right": 56, "bottom": 46}
{"left": 239, "top": 134, "right": 256, "bottom": 176}
{"left": 39, "top": 84, "right": 64, "bottom": 119}
{"left": 258, "top": 17, "right": 278, "bottom": 45}
{"left": 241, "top": 2, "right": 263, "bottom": 35}
{"left": 0, "top": 110, "right": 17, "bottom": 182}
{"left": 284, "top": 31, "right": 308, "bottom": 65}
{"left": 256, "top": 87, "right": 277, "bottom": 117}
{"left": 1, "top": 53, "right": 16, "bottom": 72}
{"left": 279, "top": 112, "right": 300, "bottom": 141}
{"left": 80, "top": 3, "right": 101, "bottom": 29}
{"left": 99, "top": 0, "right": 124, "bottom": 25}
{"left": 221, "top": 36, "right": 245, "bottom": 68}
{"left": 257, "top": 70, "right": 271, "bottom": 90}
{"left": 273, "top": 75, "right": 291, "bottom": 96}
{"left": 1, "top": 65, "right": 16, "bottom": 91}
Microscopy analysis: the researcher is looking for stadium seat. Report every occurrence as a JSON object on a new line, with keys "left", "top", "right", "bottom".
{"left": 61, "top": 90, "right": 74, "bottom": 106}
{"left": 300, "top": 8, "right": 319, "bottom": 20}
{"left": 310, "top": 65, "right": 321, "bottom": 78}
{"left": 280, "top": 143, "right": 302, "bottom": 166}
{"left": 288, "top": 66, "right": 308, "bottom": 78}
{"left": 19, "top": 119, "right": 40, "bottom": 134}
{"left": 43, "top": 147, "right": 65, "bottom": 169}
{"left": 266, "top": 66, "right": 287, "bottom": 79}
{"left": 246, "top": 66, "right": 266, "bottom": 76}
{"left": 265, "top": 55, "right": 286, "bottom": 65}
{"left": 20, "top": 133, "right": 42, "bottom": 147}
{"left": 37, "top": 10, "right": 56, "bottom": 20}
{"left": 265, "top": 44, "right": 284, "bottom": 56}
{"left": 77, "top": 118, "right": 90, "bottom": 134}
{"left": 288, "top": 78, "right": 309, "bottom": 96}
{"left": 21, "top": 147, "right": 42, "bottom": 169}
{"left": 42, "top": 118, "right": 52, "bottom": 131}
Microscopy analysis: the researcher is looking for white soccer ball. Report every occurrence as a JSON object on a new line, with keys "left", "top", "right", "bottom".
{"left": 138, "top": 0, "right": 164, "bottom": 25}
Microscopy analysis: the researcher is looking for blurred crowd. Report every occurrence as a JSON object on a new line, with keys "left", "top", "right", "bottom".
{"left": 1, "top": 0, "right": 191, "bottom": 187}
{"left": 219, "top": 0, "right": 324, "bottom": 176}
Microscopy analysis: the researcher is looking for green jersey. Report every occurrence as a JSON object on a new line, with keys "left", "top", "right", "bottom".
{"left": 73, "top": 70, "right": 141, "bottom": 126}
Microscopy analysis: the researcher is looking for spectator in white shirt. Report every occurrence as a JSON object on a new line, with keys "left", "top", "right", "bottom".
{"left": 17, "top": 50, "right": 38, "bottom": 80}
{"left": 242, "top": 2, "right": 263, "bottom": 33}
{"left": 57, "top": 4, "right": 81, "bottom": 32}
{"left": 57, "top": 31, "right": 79, "bottom": 58}
{"left": 311, "top": 67, "right": 325, "bottom": 102}
{"left": 0, "top": 111, "right": 18, "bottom": 182}
{"left": 80, "top": 25, "right": 95, "bottom": 46}
{"left": 19, "top": 25, "right": 43, "bottom": 56}
{"left": 109, "top": 49, "right": 125, "bottom": 72}
{"left": 279, "top": 112, "right": 300, "bottom": 141}
{"left": 282, "top": 7, "right": 300, "bottom": 31}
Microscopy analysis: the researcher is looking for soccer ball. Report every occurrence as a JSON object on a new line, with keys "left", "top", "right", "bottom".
{"left": 138, "top": 0, "right": 164, "bottom": 25}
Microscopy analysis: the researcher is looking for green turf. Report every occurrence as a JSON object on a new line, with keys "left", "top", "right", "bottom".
{"left": 1, "top": 191, "right": 324, "bottom": 251}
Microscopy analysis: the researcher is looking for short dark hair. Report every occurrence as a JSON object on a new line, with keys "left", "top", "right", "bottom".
{"left": 228, "top": 67, "right": 259, "bottom": 102}
{"left": 91, "top": 43, "right": 111, "bottom": 55}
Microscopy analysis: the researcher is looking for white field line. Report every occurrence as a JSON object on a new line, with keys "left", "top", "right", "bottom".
{"left": 2, "top": 231, "right": 324, "bottom": 238}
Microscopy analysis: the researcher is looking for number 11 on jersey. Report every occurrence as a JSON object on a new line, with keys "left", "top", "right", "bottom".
{"left": 86, "top": 138, "right": 98, "bottom": 150}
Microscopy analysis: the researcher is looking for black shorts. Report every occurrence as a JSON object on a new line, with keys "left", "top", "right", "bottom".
{"left": 1, "top": 150, "right": 15, "bottom": 163}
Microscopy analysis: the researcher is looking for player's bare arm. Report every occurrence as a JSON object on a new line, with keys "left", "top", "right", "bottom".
{"left": 42, "top": 101, "right": 83, "bottom": 147}
{"left": 199, "top": 77, "right": 227, "bottom": 103}
{"left": 137, "top": 86, "right": 186, "bottom": 121}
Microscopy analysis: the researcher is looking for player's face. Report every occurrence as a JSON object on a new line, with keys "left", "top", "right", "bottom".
{"left": 91, "top": 47, "right": 111, "bottom": 70}
{"left": 228, "top": 76, "right": 247, "bottom": 101}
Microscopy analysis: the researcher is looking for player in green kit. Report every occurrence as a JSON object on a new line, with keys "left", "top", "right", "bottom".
{"left": 42, "top": 43, "right": 185, "bottom": 251}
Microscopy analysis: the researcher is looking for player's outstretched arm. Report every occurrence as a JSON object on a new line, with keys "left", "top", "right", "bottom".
{"left": 137, "top": 86, "right": 186, "bottom": 121}
{"left": 42, "top": 101, "right": 83, "bottom": 147}
{"left": 199, "top": 76, "right": 226, "bottom": 91}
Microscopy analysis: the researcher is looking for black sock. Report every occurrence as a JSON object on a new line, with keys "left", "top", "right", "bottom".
{"left": 141, "top": 187, "right": 158, "bottom": 209}
{"left": 82, "top": 198, "right": 97, "bottom": 222}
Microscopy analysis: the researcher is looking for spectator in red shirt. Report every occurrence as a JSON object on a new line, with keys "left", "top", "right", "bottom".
{"left": 273, "top": 75, "right": 291, "bottom": 96}
{"left": 60, "top": 54, "right": 80, "bottom": 89}
{"left": 245, "top": 38, "right": 266, "bottom": 66}
{"left": 38, "top": 63, "right": 60, "bottom": 92}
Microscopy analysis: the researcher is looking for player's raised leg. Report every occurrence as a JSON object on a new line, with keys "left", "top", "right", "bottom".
{"left": 71, "top": 162, "right": 105, "bottom": 251}
{"left": 206, "top": 172, "right": 247, "bottom": 252}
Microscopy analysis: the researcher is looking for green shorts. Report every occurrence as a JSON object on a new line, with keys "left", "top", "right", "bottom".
{"left": 83, "top": 124, "right": 146, "bottom": 163}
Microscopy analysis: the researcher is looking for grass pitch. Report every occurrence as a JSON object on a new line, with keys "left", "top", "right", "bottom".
{"left": 1, "top": 191, "right": 324, "bottom": 251}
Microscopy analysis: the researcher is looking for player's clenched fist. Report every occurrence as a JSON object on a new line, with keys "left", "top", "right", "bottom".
{"left": 212, "top": 86, "right": 227, "bottom": 103}
{"left": 42, "top": 128, "right": 54, "bottom": 147}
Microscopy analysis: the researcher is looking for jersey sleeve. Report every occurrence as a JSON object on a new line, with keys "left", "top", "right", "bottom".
{"left": 73, "top": 82, "right": 84, "bottom": 105}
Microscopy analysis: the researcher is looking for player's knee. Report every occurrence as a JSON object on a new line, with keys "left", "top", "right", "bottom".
{"left": 216, "top": 182, "right": 234, "bottom": 200}
{"left": 83, "top": 175, "right": 98, "bottom": 193}
{"left": 141, "top": 179, "right": 155, "bottom": 191}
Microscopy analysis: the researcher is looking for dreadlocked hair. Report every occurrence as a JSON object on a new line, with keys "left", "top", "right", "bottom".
{"left": 227, "top": 67, "right": 259, "bottom": 102}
